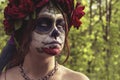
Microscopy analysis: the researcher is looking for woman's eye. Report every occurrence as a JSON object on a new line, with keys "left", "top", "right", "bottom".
{"left": 40, "top": 23, "right": 48, "bottom": 27}
{"left": 57, "top": 24, "right": 64, "bottom": 29}
{"left": 35, "top": 17, "right": 53, "bottom": 33}
{"left": 36, "top": 17, "right": 52, "bottom": 27}
{"left": 56, "top": 19, "right": 65, "bottom": 31}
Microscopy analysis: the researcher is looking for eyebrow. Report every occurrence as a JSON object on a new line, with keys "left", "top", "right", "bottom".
{"left": 37, "top": 17, "right": 65, "bottom": 24}
{"left": 38, "top": 13, "right": 63, "bottom": 20}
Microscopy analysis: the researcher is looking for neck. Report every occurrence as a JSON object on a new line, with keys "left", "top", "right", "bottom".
{"left": 22, "top": 51, "right": 56, "bottom": 79}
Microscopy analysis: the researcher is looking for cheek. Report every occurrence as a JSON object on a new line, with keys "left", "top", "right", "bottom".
{"left": 30, "top": 32, "right": 47, "bottom": 47}
{"left": 60, "top": 33, "right": 65, "bottom": 42}
{"left": 59, "top": 33, "right": 65, "bottom": 47}
{"left": 61, "top": 33, "right": 65, "bottom": 40}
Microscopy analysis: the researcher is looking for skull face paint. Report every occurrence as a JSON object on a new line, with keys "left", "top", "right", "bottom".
{"left": 30, "top": 5, "right": 66, "bottom": 56}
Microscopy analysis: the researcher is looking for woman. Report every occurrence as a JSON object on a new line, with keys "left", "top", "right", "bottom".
{"left": 0, "top": 0, "right": 89, "bottom": 80}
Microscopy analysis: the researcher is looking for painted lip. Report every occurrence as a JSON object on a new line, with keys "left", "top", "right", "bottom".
{"left": 41, "top": 47, "right": 61, "bottom": 55}
{"left": 42, "top": 41, "right": 62, "bottom": 46}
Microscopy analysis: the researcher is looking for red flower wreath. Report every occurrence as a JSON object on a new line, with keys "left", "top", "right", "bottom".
{"left": 71, "top": 3, "right": 85, "bottom": 29}
{"left": 3, "top": 0, "right": 85, "bottom": 35}
{"left": 3, "top": 0, "right": 35, "bottom": 34}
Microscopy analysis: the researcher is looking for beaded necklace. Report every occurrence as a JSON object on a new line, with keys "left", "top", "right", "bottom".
{"left": 19, "top": 62, "right": 58, "bottom": 80}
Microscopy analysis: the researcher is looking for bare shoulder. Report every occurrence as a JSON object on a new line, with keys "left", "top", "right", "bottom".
{"left": 0, "top": 66, "right": 20, "bottom": 80}
{"left": 59, "top": 65, "right": 89, "bottom": 80}
{"left": 0, "top": 72, "right": 6, "bottom": 80}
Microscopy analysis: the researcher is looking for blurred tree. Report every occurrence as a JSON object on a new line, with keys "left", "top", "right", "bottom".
{"left": 61, "top": 0, "right": 120, "bottom": 80}
{"left": 0, "top": 0, "right": 8, "bottom": 53}
{"left": 0, "top": 0, "right": 120, "bottom": 80}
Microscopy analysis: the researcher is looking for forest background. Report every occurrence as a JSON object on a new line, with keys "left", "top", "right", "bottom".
{"left": 0, "top": 0, "right": 120, "bottom": 80}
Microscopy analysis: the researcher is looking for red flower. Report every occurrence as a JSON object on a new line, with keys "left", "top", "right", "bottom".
{"left": 4, "top": 0, "right": 34, "bottom": 19}
{"left": 9, "top": 0, "right": 14, "bottom": 3}
{"left": 36, "top": 0, "right": 49, "bottom": 8}
{"left": 3, "top": 0, "right": 85, "bottom": 35}
{"left": 4, "top": 0, "right": 34, "bottom": 34}
{"left": 19, "top": 0, "right": 34, "bottom": 13}
{"left": 71, "top": 3, "right": 85, "bottom": 29}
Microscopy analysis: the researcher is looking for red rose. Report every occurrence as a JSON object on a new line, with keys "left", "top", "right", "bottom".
{"left": 3, "top": 0, "right": 85, "bottom": 35}
{"left": 9, "top": 0, "right": 14, "bottom": 3}
{"left": 19, "top": 0, "right": 34, "bottom": 13}
{"left": 72, "top": 15, "right": 82, "bottom": 29}
{"left": 4, "top": 0, "right": 34, "bottom": 19}
{"left": 4, "top": 0, "right": 34, "bottom": 34}
{"left": 36, "top": 0, "right": 49, "bottom": 8}
{"left": 71, "top": 3, "right": 85, "bottom": 29}
{"left": 4, "top": 5, "right": 26, "bottom": 19}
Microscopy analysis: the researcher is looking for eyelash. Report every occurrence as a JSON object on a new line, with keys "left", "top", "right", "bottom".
{"left": 40, "top": 23, "right": 49, "bottom": 27}
{"left": 38, "top": 21, "right": 65, "bottom": 27}
{"left": 36, "top": 18, "right": 65, "bottom": 30}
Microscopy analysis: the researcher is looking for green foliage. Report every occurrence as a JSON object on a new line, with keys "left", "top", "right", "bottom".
{"left": 0, "top": 0, "right": 8, "bottom": 53}
{"left": 61, "top": 0, "right": 120, "bottom": 80}
{"left": 0, "top": 0, "right": 120, "bottom": 80}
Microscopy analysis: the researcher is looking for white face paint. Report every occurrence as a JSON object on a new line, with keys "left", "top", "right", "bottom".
{"left": 30, "top": 5, "right": 66, "bottom": 56}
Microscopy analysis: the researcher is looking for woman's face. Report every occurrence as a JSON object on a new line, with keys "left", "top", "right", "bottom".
{"left": 30, "top": 5, "right": 66, "bottom": 56}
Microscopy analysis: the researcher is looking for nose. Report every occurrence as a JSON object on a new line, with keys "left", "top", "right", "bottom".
{"left": 50, "top": 29, "right": 60, "bottom": 39}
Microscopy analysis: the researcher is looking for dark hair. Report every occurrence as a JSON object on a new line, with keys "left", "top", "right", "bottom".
{"left": 3, "top": 1, "right": 70, "bottom": 70}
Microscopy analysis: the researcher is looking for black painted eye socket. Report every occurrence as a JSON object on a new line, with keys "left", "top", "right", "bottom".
{"left": 56, "top": 19, "right": 65, "bottom": 32}
{"left": 35, "top": 17, "right": 53, "bottom": 33}
{"left": 34, "top": 17, "right": 65, "bottom": 34}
